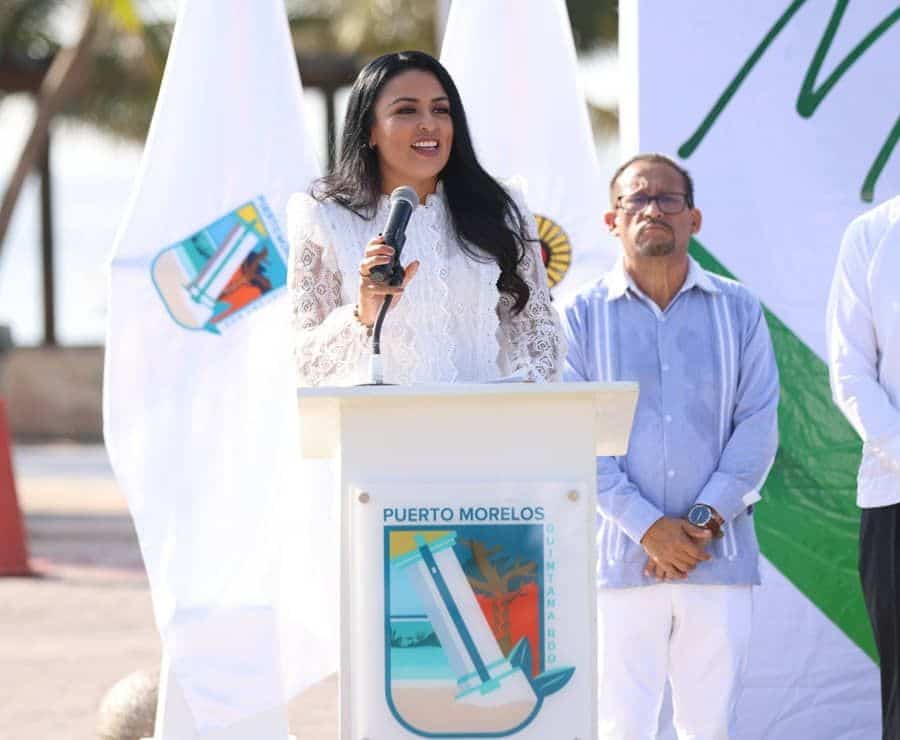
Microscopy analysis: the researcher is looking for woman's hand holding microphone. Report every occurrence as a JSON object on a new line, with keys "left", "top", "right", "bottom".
{"left": 356, "top": 235, "right": 420, "bottom": 328}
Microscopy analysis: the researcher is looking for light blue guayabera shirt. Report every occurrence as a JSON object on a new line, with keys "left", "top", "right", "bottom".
{"left": 563, "top": 257, "right": 779, "bottom": 587}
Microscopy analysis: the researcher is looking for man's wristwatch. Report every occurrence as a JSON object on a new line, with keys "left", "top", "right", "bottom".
{"left": 686, "top": 503, "right": 725, "bottom": 538}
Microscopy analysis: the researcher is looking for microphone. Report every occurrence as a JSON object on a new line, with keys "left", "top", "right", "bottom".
{"left": 368, "top": 185, "right": 419, "bottom": 284}
{"left": 365, "top": 186, "right": 418, "bottom": 385}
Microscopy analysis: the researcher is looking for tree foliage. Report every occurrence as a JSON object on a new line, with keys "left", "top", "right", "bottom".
{"left": 284, "top": 0, "right": 617, "bottom": 57}
{"left": 287, "top": 0, "right": 438, "bottom": 56}
{"left": 1, "top": 1, "right": 618, "bottom": 142}
{"left": 566, "top": 0, "right": 617, "bottom": 51}
{"left": 0, "top": 1, "right": 168, "bottom": 140}
{"left": 0, "top": 0, "right": 165, "bottom": 254}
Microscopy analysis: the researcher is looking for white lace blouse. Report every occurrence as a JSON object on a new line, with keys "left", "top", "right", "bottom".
{"left": 287, "top": 183, "right": 565, "bottom": 386}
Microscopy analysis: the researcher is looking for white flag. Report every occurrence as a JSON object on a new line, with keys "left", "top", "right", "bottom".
{"left": 440, "top": 0, "right": 616, "bottom": 303}
{"left": 103, "top": 0, "right": 337, "bottom": 730}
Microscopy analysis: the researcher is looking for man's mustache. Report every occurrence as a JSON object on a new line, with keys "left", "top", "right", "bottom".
{"left": 638, "top": 220, "right": 673, "bottom": 236}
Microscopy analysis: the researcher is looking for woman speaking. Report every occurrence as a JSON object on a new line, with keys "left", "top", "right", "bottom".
{"left": 288, "top": 50, "right": 564, "bottom": 386}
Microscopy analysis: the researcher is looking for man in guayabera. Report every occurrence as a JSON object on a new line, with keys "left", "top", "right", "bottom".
{"left": 827, "top": 195, "right": 900, "bottom": 740}
{"left": 562, "top": 153, "right": 779, "bottom": 740}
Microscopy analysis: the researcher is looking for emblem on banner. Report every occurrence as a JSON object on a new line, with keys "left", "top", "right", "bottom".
{"left": 384, "top": 521, "right": 574, "bottom": 736}
{"left": 534, "top": 214, "right": 572, "bottom": 289}
{"left": 150, "top": 196, "right": 288, "bottom": 334}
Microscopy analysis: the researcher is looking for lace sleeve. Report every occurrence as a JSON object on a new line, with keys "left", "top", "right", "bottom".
{"left": 496, "top": 187, "right": 567, "bottom": 382}
{"left": 287, "top": 193, "right": 370, "bottom": 387}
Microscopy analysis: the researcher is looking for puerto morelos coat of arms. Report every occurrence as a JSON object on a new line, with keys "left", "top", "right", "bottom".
{"left": 150, "top": 197, "right": 287, "bottom": 334}
{"left": 384, "top": 522, "right": 574, "bottom": 737}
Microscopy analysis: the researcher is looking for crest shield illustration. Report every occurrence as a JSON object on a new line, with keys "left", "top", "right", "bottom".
{"left": 384, "top": 523, "right": 574, "bottom": 737}
{"left": 150, "top": 197, "right": 287, "bottom": 334}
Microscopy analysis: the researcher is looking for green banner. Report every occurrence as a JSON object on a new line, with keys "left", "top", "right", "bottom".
{"left": 691, "top": 238, "right": 875, "bottom": 660}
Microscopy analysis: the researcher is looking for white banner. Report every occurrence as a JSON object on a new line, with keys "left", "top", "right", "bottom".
{"left": 440, "top": 0, "right": 617, "bottom": 304}
{"left": 103, "top": 0, "right": 337, "bottom": 731}
{"left": 621, "top": 0, "right": 900, "bottom": 360}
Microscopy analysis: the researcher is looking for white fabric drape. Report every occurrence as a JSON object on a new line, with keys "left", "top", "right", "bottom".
{"left": 103, "top": 0, "right": 336, "bottom": 731}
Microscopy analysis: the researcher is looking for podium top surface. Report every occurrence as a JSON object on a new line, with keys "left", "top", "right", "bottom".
{"left": 296, "top": 382, "right": 638, "bottom": 458}
{"left": 297, "top": 380, "right": 637, "bottom": 404}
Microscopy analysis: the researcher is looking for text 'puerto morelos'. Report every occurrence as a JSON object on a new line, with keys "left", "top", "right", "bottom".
{"left": 383, "top": 506, "right": 547, "bottom": 523}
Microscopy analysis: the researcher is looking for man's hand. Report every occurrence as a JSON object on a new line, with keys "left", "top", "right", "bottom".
{"left": 641, "top": 516, "right": 712, "bottom": 580}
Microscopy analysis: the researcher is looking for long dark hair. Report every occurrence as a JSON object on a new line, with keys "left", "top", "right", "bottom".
{"left": 314, "top": 51, "right": 531, "bottom": 313}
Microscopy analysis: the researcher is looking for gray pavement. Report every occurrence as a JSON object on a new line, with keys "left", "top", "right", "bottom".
{"left": 0, "top": 445, "right": 337, "bottom": 740}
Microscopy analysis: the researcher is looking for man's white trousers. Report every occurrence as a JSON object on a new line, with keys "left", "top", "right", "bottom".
{"left": 596, "top": 582, "right": 752, "bottom": 740}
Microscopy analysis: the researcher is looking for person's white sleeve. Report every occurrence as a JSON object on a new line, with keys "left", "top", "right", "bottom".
{"left": 826, "top": 215, "right": 900, "bottom": 472}
{"left": 287, "top": 193, "right": 370, "bottom": 387}
{"left": 495, "top": 186, "right": 567, "bottom": 382}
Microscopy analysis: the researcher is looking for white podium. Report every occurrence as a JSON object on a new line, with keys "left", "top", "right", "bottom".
{"left": 297, "top": 382, "right": 637, "bottom": 740}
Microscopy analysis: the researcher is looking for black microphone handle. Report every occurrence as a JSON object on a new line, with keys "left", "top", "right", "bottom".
{"left": 387, "top": 233, "right": 407, "bottom": 285}
{"left": 370, "top": 201, "right": 413, "bottom": 283}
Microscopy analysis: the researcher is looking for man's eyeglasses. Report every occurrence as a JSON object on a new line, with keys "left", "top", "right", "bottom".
{"left": 616, "top": 193, "right": 691, "bottom": 215}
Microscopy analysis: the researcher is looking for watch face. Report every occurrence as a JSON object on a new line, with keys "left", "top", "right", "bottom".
{"left": 688, "top": 505, "right": 711, "bottom": 527}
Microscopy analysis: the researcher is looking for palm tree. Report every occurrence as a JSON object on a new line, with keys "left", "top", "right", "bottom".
{"left": 0, "top": 0, "right": 165, "bottom": 255}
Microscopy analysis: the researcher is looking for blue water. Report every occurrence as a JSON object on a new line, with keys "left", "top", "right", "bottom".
{"left": 390, "top": 618, "right": 454, "bottom": 681}
{"left": 391, "top": 646, "right": 454, "bottom": 681}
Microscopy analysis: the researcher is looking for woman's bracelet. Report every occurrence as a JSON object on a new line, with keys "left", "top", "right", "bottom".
{"left": 353, "top": 304, "right": 374, "bottom": 335}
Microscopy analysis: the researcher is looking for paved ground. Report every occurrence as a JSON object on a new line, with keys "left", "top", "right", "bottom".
{"left": 0, "top": 445, "right": 337, "bottom": 740}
